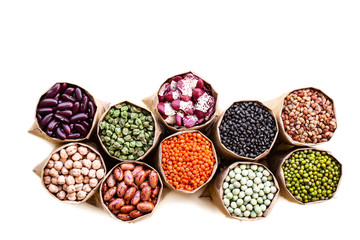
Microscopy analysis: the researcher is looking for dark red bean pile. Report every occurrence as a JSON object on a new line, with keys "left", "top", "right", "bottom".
{"left": 36, "top": 83, "right": 97, "bottom": 140}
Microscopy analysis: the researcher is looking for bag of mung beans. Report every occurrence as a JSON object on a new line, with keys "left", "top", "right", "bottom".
{"left": 154, "top": 130, "right": 218, "bottom": 194}
{"left": 99, "top": 161, "right": 163, "bottom": 223}
{"left": 33, "top": 142, "right": 107, "bottom": 204}
{"left": 211, "top": 100, "right": 279, "bottom": 162}
{"left": 204, "top": 161, "right": 279, "bottom": 221}
{"left": 270, "top": 87, "right": 337, "bottom": 147}
{"left": 29, "top": 82, "right": 110, "bottom": 143}
{"left": 97, "top": 100, "right": 161, "bottom": 162}
{"left": 142, "top": 71, "right": 219, "bottom": 135}
{"left": 267, "top": 147, "right": 342, "bottom": 205}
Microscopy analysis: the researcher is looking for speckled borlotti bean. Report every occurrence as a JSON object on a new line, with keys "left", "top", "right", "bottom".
{"left": 42, "top": 143, "right": 106, "bottom": 202}
{"left": 101, "top": 162, "right": 162, "bottom": 222}
{"left": 281, "top": 88, "right": 337, "bottom": 144}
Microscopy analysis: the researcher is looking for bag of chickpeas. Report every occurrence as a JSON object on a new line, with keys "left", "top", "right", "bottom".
{"left": 211, "top": 100, "right": 279, "bottom": 162}
{"left": 267, "top": 147, "right": 342, "bottom": 204}
{"left": 99, "top": 161, "right": 163, "bottom": 223}
{"left": 205, "top": 161, "right": 280, "bottom": 221}
{"left": 96, "top": 100, "right": 161, "bottom": 162}
{"left": 33, "top": 142, "right": 107, "bottom": 204}
{"left": 270, "top": 87, "right": 337, "bottom": 147}
{"left": 142, "top": 71, "right": 219, "bottom": 135}
{"left": 154, "top": 130, "right": 218, "bottom": 194}
{"left": 29, "top": 82, "right": 110, "bottom": 143}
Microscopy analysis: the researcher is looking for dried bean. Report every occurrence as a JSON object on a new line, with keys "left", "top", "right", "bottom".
{"left": 45, "top": 83, "right": 61, "bottom": 98}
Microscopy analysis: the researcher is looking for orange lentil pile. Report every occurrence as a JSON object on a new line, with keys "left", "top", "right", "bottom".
{"left": 161, "top": 132, "right": 216, "bottom": 191}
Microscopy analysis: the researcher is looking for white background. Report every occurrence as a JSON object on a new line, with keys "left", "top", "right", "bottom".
{"left": 0, "top": 1, "right": 359, "bottom": 239}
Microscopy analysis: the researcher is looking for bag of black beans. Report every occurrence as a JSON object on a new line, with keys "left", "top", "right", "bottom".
{"left": 29, "top": 82, "right": 110, "bottom": 143}
{"left": 271, "top": 87, "right": 337, "bottom": 147}
{"left": 142, "top": 71, "right": 219, "bottom": 135}
{"left": 96, "top": 100, "right": 161, "bottom": 162}
{"left": 267, "top": 147, "right": 342, "bottom": 204}
{"left": 203, "top": 161, "right": 279, "bottom": 221}
{"left": 212, "top": 100, "right": 278, "bottom": 162}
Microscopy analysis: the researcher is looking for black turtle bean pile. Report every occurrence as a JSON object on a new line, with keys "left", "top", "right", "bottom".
{"left": 219, "top": 102, "right": 277, "bottom": 158}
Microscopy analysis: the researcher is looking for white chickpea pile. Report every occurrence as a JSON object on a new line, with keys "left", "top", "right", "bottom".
{"left": 43, "top": 144, "right": 106, "bottom": 201}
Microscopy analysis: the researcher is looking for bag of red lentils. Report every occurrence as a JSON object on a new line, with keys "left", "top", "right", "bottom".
{"left": 211, "top": 100, "right": 279, "bottom": 162}
{"left": 271, "top": 87, "right": 337, "bottom": 147}
{"left": 154, "top": 130, "right": 218, "bottom": 194}
{"left": 29, "top": 82, "right": 110, "bottom": 144}
{"left": 267, "top": 147, "right": 342, "bottom": 205}
{"left": 96, "top": 100, "right": 161, "bottom": 162}
{"left": 142, "top": 71, "right": 219, "bottom": 135}
{"left": 33, "top": 142, "right": 107, "bottom": 205}
{"left": 204, "top": 161, "right": 280, "bottom": 221}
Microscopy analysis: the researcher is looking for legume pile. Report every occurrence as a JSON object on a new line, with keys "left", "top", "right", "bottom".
{"left": 161, "top": 132, "right": 216, "bottom": 191}
{"left": 43, "top": 144, "right": 105, "bottom": 201}
{"left": 223, "top": 164, "right": 278, "bottom": 218}
{"left": 282, "top": 149, "right": 341, "bottom": 203}
{"left": 219, "top": 102, "right": 277, "bottom": 158}
{"left": 281, "top": 88, "right": 337, "bottom": 144}
{"left": 99, "top": 103, "right": 155, "bottom": 160}
{"left": 37, "top": 83, "right": 97, "bottom": 140}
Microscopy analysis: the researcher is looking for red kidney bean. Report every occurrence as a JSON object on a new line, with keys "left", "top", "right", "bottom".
{"left": 46, "top": 129, "right": 53, "bottom": 136}
{"left": 47, "top": 119, "right": 60, "bottom": 131}
{"left": 39, "top": 98, "right": 58, "bottom": 107}
{"left": 54, "top": 113, "right": 70, "bottom": 123}
{"left": 88, "top": 101, "right": 95, "bottom": 118}
{"left": 57, "top": 101, "right": 74, "bottom": 110}
{"left": 74, "top": 123, "right": 87, "bottom": 136}
{"left": 68, "top": 133, "right": 81, "bottom": 139}
{"left": 56, "top": 127, "right": 66, "bottom": 140}
{"left": 37, "top": 107, "right": 54, "bottom": 115}
{"left": 36, "top": 113, "right": 42, "bottom": 122}
{"left": 57, "top": 110, "right": 72, "bottom": 118}
{"left": 61, "top": 82, "right": 68, "bottom": 91}
{"left": 80, "top": 96, "right": 89, "bottom": 113}
{"left": 45, "top": 83, "right": 61, "bottom": 98}
{"left": 61, "top": 94, "right": 76, "bottom": 102}
{"left": 81, "top": 120, "right": 90, "bottom": 129}
{"left": 64, "top": 87, "right": 75, "bottom": 95}
{"left": 54, "top": 93, "right": 60, "bottom": 100}
{"left": 72, "top": 102, "right": 80, "bottom": 114}
{"left": 75, "top": 88, "right": 83, "bottom": 101}
{"left": 40, "top": 113, "right": 53, "bottom": 129}
{"left": 61, "top": 123, "right": 71, "bottom": 135}
{"left": 70, "top": 113, "right": 88, "bottom": 123}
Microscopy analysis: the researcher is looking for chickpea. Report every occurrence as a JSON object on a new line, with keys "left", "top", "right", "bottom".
{"left": 75, "top": 175, "right": 84, "bottom": 184}
{"left": 44, "top": 168, "right": 50, "bottom": 176}
{"left": 48, "top": 184, "right": 59, "bottom": 193}
{"left": 51, "top": 177, "right": 58, "bottom": 185}
{"left": 51, "top": 153, "right": 60, "bottom": 161}
{"left": 66, "top": 145, "right": 77, "bottom": 156}
{"left": 73, "top": 161, "right": 83, "bottom": 169}
{"left": 66, "top": 175, "right": 75, "bottom": 185}
{"left": 60, "top": 149, "right": 68, "bottom": 159}
{"left": 89, "top": 178, "right": 98, "bottom": 188}
{"left": 78, "top": 146, "right": 88, "bottom": 156}
{"left": 66, "top": 185, "right": 76, "bottom": 194}
{"left": 43, "top": 176, "right": 51, "bottom": 185}
{"left": 83, "top": 176, "right": 90, "bottom": 184}
{"left": 57, "top": 190, "right": 66, "bottom": 200}
{"left": 82, "top": 184, "right": 92, "bottom": 193}
{"left": 86, "top": 152, "right": 96, "bottom": 161}
{"left": 81, "top": 159, "right": 92, "bottom": 169}
{"left": 75, "top": 183, "right": 84, "bottom": 192}
{"left": 46, "top": 160, "right": 55, "bottom": 169}
{"left": 70, "top": 169, "right": 81, "bottom": 177}
{"left": 96, "top": 169, "right": 105, "bottom": 179}
{"left": 72, "top": 152, "right": 82, "bottom": 161}
{"left": 64, "top": 160, "right": 73, "bottom": 169}
{"left": 76, "top": 191, "right": 87, "bottom": 201}
{"left": 92, "top": 160, "right": 102, "bottom": 170}
{"left": 57, "top": 175, "right": 66, "bottom": 185}
{"left": 54, "top": 161, "right": 63, "bottom": 171}
{"left": 81, "top": 167, "right": 89, "bottom": 176}
{"left": 49, "top": 168, "right": 59, "bottom": 177}
{"left": 61, "top": 167, "right": 69, "bottom": 175}
{"left": 66, "top": 193, "right": 76, "bottom": 201}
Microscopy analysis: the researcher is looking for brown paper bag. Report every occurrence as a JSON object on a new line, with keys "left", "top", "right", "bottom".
{"left": 97, "top": 100, "right": 161, "bottom": 162}
{"left": 28, "top": 82, "right": 110, "bottom": 143}
{"left": 154, "top": 130, "right": 218, "bottom": 194}
{"left": 271, "top": 87, "right": 337, "bottom": 147}
{"left": 98, "top": 161, "right": 163, "bottom": 223}
{"left": 212, "top": 100, "right": 279, "bottom": 162}
{"left": 207, "top": 161, "right": 279, "bottom": 221}
{"left": 142, "top": 71, "right": 219, "bottom": 135}
{"left": 267, "top": 147, "right": 342, "bottom": 204}
{"left": 33, "top": 142, "right": 107, "bottom": 204}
